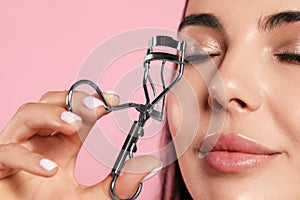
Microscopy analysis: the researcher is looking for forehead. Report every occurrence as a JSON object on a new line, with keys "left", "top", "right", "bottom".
{"left": 185, "top": 0, "right": 300, "bottom": 20}
{"left": 183, "top": 0, "right": 300, "bottom": 36}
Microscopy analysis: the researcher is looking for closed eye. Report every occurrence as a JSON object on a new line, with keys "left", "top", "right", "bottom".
{"left": 275, "top": 53, "right": 300, "bottom": 65}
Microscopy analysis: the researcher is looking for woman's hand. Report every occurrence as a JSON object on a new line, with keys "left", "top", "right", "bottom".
{"left": 0, "top": 91, "right": 161, "bottom": 199}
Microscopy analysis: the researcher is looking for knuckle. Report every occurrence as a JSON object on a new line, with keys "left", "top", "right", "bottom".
{"left": 16, "top": 102, "right": 34, "bottom": 114}
{"left": 39, "top": 91, "right": 57, "bottom": 103}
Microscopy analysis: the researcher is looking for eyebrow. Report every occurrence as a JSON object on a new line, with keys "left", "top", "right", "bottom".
{"left": 259, "top": 11, "right": 300, "bottom": 31}
{"left": 179, "top": 13, "right": 223, "bottom": 31}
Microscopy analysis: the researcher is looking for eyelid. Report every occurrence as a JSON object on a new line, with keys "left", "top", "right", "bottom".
{"left": 184, "top": 37, "right": 224, "bottom": 64}
{"left": 203, "top": 39, "right": 222, "bottom": 54}
{"left": 274, "top": 42, "right": 300, "bottom": 54}
{"left": 186, "top": 39, "right": 222, "bottom": 56}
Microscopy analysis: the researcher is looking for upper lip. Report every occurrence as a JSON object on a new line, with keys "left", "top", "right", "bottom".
{"left": 200, "top": 133, "right": 280, "bottom": 155}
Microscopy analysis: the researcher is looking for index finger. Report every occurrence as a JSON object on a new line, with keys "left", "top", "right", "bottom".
{"left": 40, "top": 90, "right": 120, "bottom": 124}
{"left": 39, "top": 90, "right": 120, "bottom": 108}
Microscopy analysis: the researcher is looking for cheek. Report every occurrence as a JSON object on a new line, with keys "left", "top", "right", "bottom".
{"left": 166, "top": 67, "right": 212, "bottom": 157}
{"left": 259, "top": 67, "right": 300, "bottom": 146}
{"left": 166, "top": 83, "right": 210, "bottom": 199}
{"left": 166, "top": 92, "right": 182, "bottom": 135}
{"left": 167, "top": 66, "right": 210, "bottom": 132}
{"left": 265, "top": 78, "right": 300, "bottom": 157}
{"left": 166, "top": 84, "right": 200, "bottom": 155}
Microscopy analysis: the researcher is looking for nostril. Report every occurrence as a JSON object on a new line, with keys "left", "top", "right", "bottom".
{"left": 232, "top": 98, "right": 247, "bottom": 108}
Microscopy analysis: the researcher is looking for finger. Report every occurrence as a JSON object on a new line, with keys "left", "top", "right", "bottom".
{"left": 113, "top": 155, "right": 162, "bottom": 199}
{"left": 95, "top": 90, "right": 120, "bottom": 107}
{"left": 39, "top": 90, "right": 120, "bottom": 109}
{"left": 66, "top": 91, "right": 120, "bottom": 142}
{"left": 0, "top": 169, "right": 18, "bottom": 179}
{"left": 0, "top": 143, "right": 58, "bottom": 179}
{"left": 39, "top": 91, "right": 69, "bottom": 108}
{"left": 39, "top": 90, "right": 120, "bottom": 122}
{"left": 0, "top": 103, "right": 82, "bottom": 144}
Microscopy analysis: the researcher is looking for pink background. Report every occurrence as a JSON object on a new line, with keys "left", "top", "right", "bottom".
{"left": 0, "top": 0, "right": 185, "bottom": 199}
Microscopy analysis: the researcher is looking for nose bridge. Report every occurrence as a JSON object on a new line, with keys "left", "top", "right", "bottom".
{"left": 209, "top": 41, "right": 262, "bottom": 113}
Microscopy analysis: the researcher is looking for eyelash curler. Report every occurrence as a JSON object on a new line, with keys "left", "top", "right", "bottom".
{"left": 66, "top": 35, "right": 186, "bottom": 200}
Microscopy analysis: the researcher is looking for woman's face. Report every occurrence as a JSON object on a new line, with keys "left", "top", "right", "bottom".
{"left": 167, "top": 0, "right": 300, "bottom": 199}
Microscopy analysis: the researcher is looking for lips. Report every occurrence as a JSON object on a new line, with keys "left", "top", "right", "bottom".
{"left": 200, "top": 133, "right": 280, "bottom": 173}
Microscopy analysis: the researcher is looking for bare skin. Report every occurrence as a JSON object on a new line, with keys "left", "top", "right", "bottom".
{"left": 167, "top": 0, "right": 300, "bottom": 199}
{"left": 0, "top": 91, "right": 161, "bottom": 199}
{"left": 2, "top": 1, "right": 300, "bottom": 199}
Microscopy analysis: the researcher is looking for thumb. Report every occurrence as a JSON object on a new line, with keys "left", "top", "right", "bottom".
{"left": 111, "top": 155, "right": 162, "bottom": 199}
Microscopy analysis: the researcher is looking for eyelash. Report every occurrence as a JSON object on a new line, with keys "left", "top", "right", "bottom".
{"left": 275, "top": 53, "right": 300, "bottom": 65}
{"left": 185, "top": 53, "right": 220, "bottom": 63}
{"left": 185, "top": 52, "right": 300, "bottom": 66}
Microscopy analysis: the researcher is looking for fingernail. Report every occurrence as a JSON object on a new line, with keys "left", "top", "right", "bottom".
{"left": 104, "top": 90, "right": 120, "bottom": 106}
{"left": 141, "top": 165, "right": 162, "bottom": 183}
{"left": 83, "top": 96, "right": 105, "bottom": 109}
{"left": 104, "top": 90, "right": 119, "bottom": 96}
{"left": 60, "top": 111, "right": 82, "bottom": 124}
{"left": 39, "top": 158, "right": 58, "bottom": 171}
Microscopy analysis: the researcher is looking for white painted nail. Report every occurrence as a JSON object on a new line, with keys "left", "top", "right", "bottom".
{"left": 60, "top": 111, "right": 82, "bottom": 124}
{"left": 39, "top": 158, "right": 58, "bottom": 171}
{"left": 83, "top": 96, "right": 105, "bottom": 109}
{"left": 104, "top": 90, "right": 120, "bottom": 106}
{"left": 104, "top": 90, "right": 120, "bottom": 96}
{"left": 141, "top": 165, "right": 162, "bottom": 183}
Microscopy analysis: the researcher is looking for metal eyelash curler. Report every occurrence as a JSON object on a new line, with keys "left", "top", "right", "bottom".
{"left": 66, "top": 35, "right": 186, "bottom": 200}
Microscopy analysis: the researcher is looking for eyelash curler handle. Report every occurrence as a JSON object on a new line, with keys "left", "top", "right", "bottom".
{"left": 110, "top": 121, "right": 145, "bottom": 200}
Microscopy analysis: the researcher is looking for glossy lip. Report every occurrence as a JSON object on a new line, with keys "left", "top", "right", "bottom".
{"left": 199, "top": 133, "right": 281, "bottom": 173}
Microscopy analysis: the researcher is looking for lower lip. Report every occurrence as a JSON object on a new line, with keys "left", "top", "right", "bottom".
{"left": 202, "top": 151, "right": 278, "bottom": 173}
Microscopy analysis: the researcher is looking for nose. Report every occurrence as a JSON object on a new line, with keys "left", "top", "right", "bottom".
{"left": 208, "top": 50, "right": 262, "bottom": 114}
